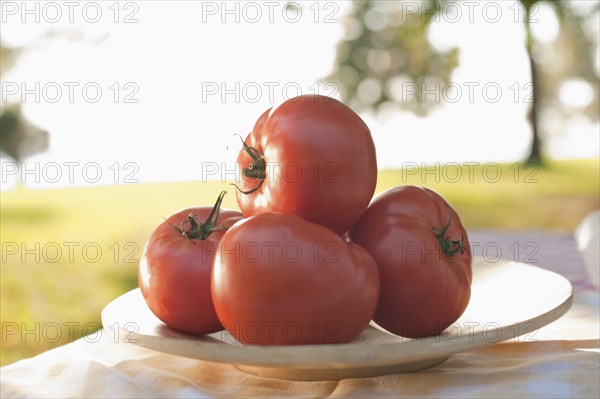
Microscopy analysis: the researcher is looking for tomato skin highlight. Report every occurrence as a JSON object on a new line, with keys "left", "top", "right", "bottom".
{"left": 139, "top": 207, "right": 242, "bottom": 335}
{"left": 349, "top": 185, "right": 472, "bottom": 338}
{"left": 211, "top": 213, "right": 380, "bottom": 345}
{"left": 235, "top": 95, "right": 377, "bottom": 235}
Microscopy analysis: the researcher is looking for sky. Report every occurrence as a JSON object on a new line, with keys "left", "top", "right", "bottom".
{"left": 0, "top": 0, "right": 598, "bottom": 189}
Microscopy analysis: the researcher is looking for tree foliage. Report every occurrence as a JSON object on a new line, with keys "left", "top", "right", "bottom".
{"left": 328, "top": 0, "right": 599, "bottom": 163}
{"left": 329, "top": 0, "right": 459, "bottom": 116}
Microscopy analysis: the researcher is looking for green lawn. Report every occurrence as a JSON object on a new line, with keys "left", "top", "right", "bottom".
{"left": 1, "top": 158, "right": 598, "bottom": 365}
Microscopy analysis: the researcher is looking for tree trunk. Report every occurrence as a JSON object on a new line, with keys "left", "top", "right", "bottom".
{"left": 525, "top": 12, "right": 542, "bottom": 165}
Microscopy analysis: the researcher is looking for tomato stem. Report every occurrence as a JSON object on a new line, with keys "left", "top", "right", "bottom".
{"left": 169, "top": 190, "right": 228, "bottom": 241}
{"left": 231, "top": 135, "right": 266, "bottom": 195}
{"left": 432, "top": 210, "right": 465, "bottom": 257}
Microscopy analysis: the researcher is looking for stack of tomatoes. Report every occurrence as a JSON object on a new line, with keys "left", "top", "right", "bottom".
{"left": 139, "top": 95, "right": 472, "bottom": 345}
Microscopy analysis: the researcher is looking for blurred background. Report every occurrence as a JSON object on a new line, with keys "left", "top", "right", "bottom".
{"left": 1, "top": 0, "right": 598, "bottom": 365}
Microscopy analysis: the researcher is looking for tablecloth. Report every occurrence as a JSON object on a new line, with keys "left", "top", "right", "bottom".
{"left": 2, "top": 230, "right": 599, "bottom": 398}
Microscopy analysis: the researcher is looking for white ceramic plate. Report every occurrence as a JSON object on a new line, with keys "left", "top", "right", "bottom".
{"left": 101, "top": 258, "right": 573, "bottom": 380}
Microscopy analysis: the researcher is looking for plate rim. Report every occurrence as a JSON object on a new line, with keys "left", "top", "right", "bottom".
{"left": 101, "top": 258, "right": 573, "bottom": 369}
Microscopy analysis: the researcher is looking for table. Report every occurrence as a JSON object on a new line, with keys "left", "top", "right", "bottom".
{"left": 1, "top": 230, "right": 599, "bottom": 398}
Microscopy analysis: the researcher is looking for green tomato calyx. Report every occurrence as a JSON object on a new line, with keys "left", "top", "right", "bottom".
{"left": 432, "top": 210, "right": 465, "bottom": 258}
{"left": 168, "top": 190, "right": 228, "bottom": 241}
{"left": 231, "top": 134, "right": 266, "bottom": 195}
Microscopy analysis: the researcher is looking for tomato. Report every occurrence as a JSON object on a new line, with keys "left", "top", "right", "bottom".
{"left": 233, "top": 94, "right": 377, "bottom": 235}
{"left": 211, "top": 213, "right": 380, "bottom": 345}
{"left": 348, "top": 185, "right": 472, "bottom": 338}
{"left": 139, "top": 192, "right": 242, "bottom": 335}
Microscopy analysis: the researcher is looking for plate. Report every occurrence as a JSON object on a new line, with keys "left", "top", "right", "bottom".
{"left": 101, "top": 258, "right": 573, "bottom": 380}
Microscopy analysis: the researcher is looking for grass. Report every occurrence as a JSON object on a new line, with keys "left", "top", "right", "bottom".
{"left": 1, "top": 158, "right": 598, "bottom": 366}
{"left": 377, "top": 158, "right": 599, "bottom": 230}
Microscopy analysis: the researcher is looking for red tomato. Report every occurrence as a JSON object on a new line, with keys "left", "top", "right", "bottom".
{"left": 349, "top": 186, "right": 472, "bottom": 338}
{"left": 211, "top": 213, "right": 380, "bottom": 345}
{"left": 139, "top": 192, "right": 242, "bottom": 335}
{"left": 234, "top": 95, "right": 377, "bottom": 235}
